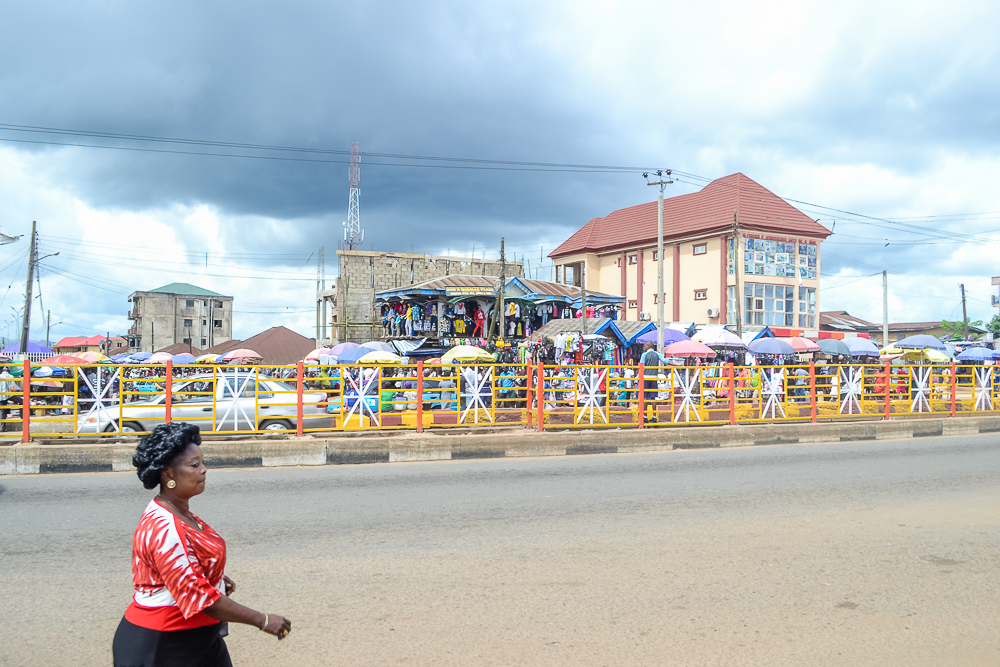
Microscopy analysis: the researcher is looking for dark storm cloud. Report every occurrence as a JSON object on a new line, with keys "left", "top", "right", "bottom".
{"left": 0, "top": 0, "right": 638, "bottom": 264}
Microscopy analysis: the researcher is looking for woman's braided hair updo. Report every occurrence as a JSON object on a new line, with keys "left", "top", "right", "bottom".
{"left": 132, "top": 422, "right": 203, "bottom": 489}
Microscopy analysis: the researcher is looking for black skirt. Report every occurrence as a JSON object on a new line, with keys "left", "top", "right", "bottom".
{"left": 113, "top": 617, "right": 232, "bottom": 667}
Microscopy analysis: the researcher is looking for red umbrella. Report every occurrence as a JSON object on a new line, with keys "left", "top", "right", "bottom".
{"left": 778, "top": 337, "right": 820, "bottom": 353}
{"left": 39, "top": 355, "right": 86, "bottom": 365}
{"left": 664, "top": 340, "right": 716, "bottom": 358}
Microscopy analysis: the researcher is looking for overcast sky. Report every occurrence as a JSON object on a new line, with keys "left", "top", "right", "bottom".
{"left": 1, "top": 0, "right": 998, "bottom": 343}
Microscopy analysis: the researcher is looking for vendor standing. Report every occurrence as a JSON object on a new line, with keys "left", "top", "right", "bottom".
{"left": 640, "top": 341, "right": 661, "bottom": 423}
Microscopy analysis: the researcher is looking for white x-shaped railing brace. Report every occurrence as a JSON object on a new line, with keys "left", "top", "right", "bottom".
{"left": 344, "top": 368, "right": 381, "bottom": 427}
{"left": 215, "top": 369, "right": 257, "bottom": 431}
{"left": 761, "top": 368, "right": 786, "bottom": 419}
{"left": 974, "top": 366, "right": 993, "bottom": 412}
{"left": 910, "top": 367, "right": 931, "bottom": 413}
{"left": 460, "top": 366, "right": 494, "bottom": 424}
{"left": 672, "top": 368, "right": 702, "bottom": 423}
{"left": 839, "top": 366, "right": 864, "bottom": 415}
{"left": 78, "top": 367, "right": 122, "bottom": 431}
{"left": 575, "top": 368, "right": 608, "bottom": 424}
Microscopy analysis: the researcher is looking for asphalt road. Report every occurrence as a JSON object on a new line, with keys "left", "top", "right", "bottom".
{"left": 2, "top": 434, "right": 999, "bottom": 666}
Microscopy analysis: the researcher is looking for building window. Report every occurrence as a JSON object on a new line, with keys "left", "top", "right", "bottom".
{"left": 213, "top": 300, "right": 223, "bottom": 308}
{"left": 556, "top": 265, "right": 563, "bottom": 283}
{"left": 183, "top": 318, "right": 193, "bottom": 327}
{"left": 652, "top": 293, "right": 667, "bottom": 304}
{"left": 182, "top": 338, "right": 192, "bottom": 345}
{"left": 201, "top": 339, "right": 207, "bottom": 346}
{"left": 214, "top": 320, "right": 222, "bottom": 328}
{"left": 185, "top": 299, "right": 195, "bottom": 307}
{"left": 564, "top": 265, "right": 575, "bottom": 286}
{"left": 202, "top": 319, "right": 207, "bottom": 326}
{"left": 694, "top": 289, "right": 707, "bottom": 300}
{"left": 727, "top": 286, "right": 738, "bottom": 325}
{"left": 797, "top": 287, "right": 817, "bottom": 328}
{"left": 693, "top": 244, "right": 707, "bottom": 255}
{"left": 628, "top": 255, "right": 638, "bottom": 265}
{"left": 628, "top": 300, "right": 638, "bottom": 309}
{"left": 652, "top": 251, "right": 659, "bottom": 261}
{"left": 744, "top": 283, "right": 795, "bottom": 326}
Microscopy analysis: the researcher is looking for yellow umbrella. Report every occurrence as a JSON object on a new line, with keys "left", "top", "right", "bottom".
{"left": 441, "top": 345, "right": 495, "bottom": 364}
{"left": 900, "top": 348, "right": 950, "bottom": 364}
{"left": 77, "top": 351, "right": 110, "bottom": 363}
{"left": 357, "top": 351, "right": 403, "bottom": 364}
{"left": 195, "top": 354, "right": 221, "bottom": 364}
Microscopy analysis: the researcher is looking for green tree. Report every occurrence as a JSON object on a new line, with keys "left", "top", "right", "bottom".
{"left": 940, "top": 318, "right": 984, "bottom": 339}
{"left": 986, "top": 314, "right": 1000, "bottom": 338}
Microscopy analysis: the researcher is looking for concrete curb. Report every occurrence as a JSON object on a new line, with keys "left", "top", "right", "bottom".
{"left": 2, "top": 415, "right": 999, "bottom": 476}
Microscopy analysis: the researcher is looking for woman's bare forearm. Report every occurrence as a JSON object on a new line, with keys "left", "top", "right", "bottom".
{"left": 203, "top": 594, "right": 266, "bottom": 628}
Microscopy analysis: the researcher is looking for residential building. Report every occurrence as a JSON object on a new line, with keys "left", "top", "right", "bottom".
{"left": 324, "top": 249, "right": 523, "bottom": 343}
{"left": 549, "top": 173, "right": 832, "bottom": 328}
{"left": 127, "top": 283, "right": 234, "bottom": 353}
{"left": 53, "top": 335, "right": 108, "bottom": 355}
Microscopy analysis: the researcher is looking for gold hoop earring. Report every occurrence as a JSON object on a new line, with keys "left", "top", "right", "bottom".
{"left": 166, "top": 480, "right": 176, "bottom": 489}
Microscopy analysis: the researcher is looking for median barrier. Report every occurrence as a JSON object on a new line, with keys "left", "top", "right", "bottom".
{"left": 4, "top": 414, "right": 1000, "bottom": 476}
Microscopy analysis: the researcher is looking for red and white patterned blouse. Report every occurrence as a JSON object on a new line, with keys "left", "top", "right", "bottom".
{"left": 124, "top": 498, "right": 227, "bottom": 631}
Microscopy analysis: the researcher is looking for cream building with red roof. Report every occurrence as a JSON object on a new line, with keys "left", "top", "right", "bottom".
{"left": 549, "top": 173, "right": 832, "bottom": 329}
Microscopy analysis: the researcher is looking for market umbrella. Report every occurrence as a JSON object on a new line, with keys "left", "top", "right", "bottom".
{"left": 844, "top": 337, "right": 880, "bottom": 356}
{"left": 817, "top": 339, "right": 852, "bottom": 358}
{"left": 894, "top": 334, "right": 946, "bottom": 350}
{"left": 748, "top": 338, "right": 797, "bottom": 356}
{"left": 956, "top": 347, "right": 994, "bottom": 361}
{"left": 696, "top": 329, "right": 747, "bottom": 349}
{"left": 148, "top": 352, "right": 174, "bottom": 363}
{"left": 357, "top": 351, "right": 403, "bottom": 364}
{"left": 441, "top": 345, "right": 495, "bottom": 364}
{"left": 195, "top": 354, "right": 221, "bottom": 364}
{"left": 130, "top": 351, "right": 153, "bottom": 361}
{"left": 39, "top": 355, "right": 86, "bottom": 365}
{"left": 663, "top": 340, "right": 716, "bottom": 358}
{"left": 779, "top": 337, "right": 821, "bottom": 353}
{"left": 30, "top": 379, "right": 63, "bottom": 388}
{"left": 637, "top": 328, "right": 690, "bottom": 345}
{"left": 111, "top": 353, "right": 131, "bottom": 362}
{"left": 582, "top": 334, "right": 607, "bottom": 341}
{"left": 77, "top": 351, "right": 110, "bottom": 363}
{"left": 329, "top": 342, "right": 360, "bottom": 355}
{"left": 304, "top": 347, "right": 332, "bottom": 360}
{"left": 360, "top": 341, "right": 394, "bottom": 352}
{"left": 221, "top": 348, "right": 263, "bottom": 361}
{"left": 901, "top": 348, "right": 950, "bottom": 364}
{"left": 1, "top": 341, "right": 53, "bottom": 356}
{"left": 33, "top": 366, "right": 54, "bottom": 378}
{"left": 335, "top": 347, "right": 372, "bottom": 365}
{"left": 172, "top": 353, "right": 197, "bottom": 364}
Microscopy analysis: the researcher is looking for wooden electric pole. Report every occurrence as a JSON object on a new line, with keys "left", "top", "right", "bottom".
{"left": 19, "top": 221, "right": 37, "bottom": 354}
{"left": 960, "top": 283, "right": 969, "bottom": 339}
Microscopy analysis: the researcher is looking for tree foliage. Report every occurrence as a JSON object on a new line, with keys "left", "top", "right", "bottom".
{"left": 940, "top": 318, "right": 984, "bottom": 339}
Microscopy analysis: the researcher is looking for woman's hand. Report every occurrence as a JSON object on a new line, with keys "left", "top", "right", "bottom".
{"left": 223, "top": 575, "right": 236, "bottom": 596}
{"left": 263, "top": 614, "right": 292, "bottom": 640}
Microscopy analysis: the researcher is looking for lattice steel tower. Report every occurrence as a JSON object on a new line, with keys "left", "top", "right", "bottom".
{"left": 344, "top": 142, "right": 364, "bottom": 250}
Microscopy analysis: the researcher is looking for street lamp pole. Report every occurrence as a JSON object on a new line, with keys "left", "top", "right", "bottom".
{"left": 645, "top": 170, "right": 673, "bottom": 354}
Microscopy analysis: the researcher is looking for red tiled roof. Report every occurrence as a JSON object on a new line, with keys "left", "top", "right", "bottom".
{"left": 550, "top": 173, "right": 831, "bottom": 258}
{"left": 203, "top": 326, "right": 316, "bottom": 365}
{"left": 54, "top": 335, "right": 106, "bottom": 347}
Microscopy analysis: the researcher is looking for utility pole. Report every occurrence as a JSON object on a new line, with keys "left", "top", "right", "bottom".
{"left": 960, "top": 283, "right": 969, "bottom": 340}
{"left": 882, "top": 270, "right": 889, "bottom": 348}
{"left": 46, "top": 310, "right": 51, "bottom": 347}
{"left": 19, "top": 221, "right": 37, "bottom": 354}
{"left": 489, "top": 238, "right": 506, "bottom": 341}
{"left": 732, "top": 211, "right": 743, "bottom": 339}
{"left": 580, "top": 263, "right": 588, "bottom": 335}
{"left": 645, "top": 170, "right": 673, "bottom": 354}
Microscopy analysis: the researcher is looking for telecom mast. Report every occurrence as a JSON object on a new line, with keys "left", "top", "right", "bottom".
{"left": 344, "top": 142, "right": 363, "bottom": 250}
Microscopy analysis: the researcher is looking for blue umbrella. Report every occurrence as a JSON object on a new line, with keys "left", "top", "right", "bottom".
{"left": 1, "top": 341, "right": 53, "bottom": 355}
{"left": 335, "top": 347, "right": 371, "bottom": 364}
{"left": 129, "top": 351, "right": 153, "bottom": 361}
{"left": 748, "top": 337, "right": 796, "bottom": 356}
{"left": 956, "top": 347, "right": 994, "bottom": 361}
{"left": 637, "top": 328, "right": 690, "bottom": 345}
{"left": 844, "top": 337, "right": 880, "bottom": 356}
{"left": 894, "top": 334, "right": 945, "bottom": 350}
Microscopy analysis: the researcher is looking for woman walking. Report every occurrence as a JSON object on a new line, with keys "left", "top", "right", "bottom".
{"left": 113, "top": 422, "right": 291, "bottom": 666}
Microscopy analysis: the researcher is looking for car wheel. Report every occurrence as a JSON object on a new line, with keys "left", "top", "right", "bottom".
{"left": 118, "top": 421, "right": 143, "bottom": 434}
{"left": 260, "top": 419, "right": 293, "bottom": 432}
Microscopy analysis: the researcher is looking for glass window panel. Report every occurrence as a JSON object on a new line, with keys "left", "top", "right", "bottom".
{"left": 753, "top": 312, "right": 763, "bottom": 325}
{"left": 765, "top": 298, "right": 773, "bottom": 311}
{"left": 754, "top": 284, "right": 764, "bottom": 297}
{"left": 745, "top": 284, "right": 753, "bottom": 296}
{"left": 764, "top": 285, "right": 774, "bottom": 298}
